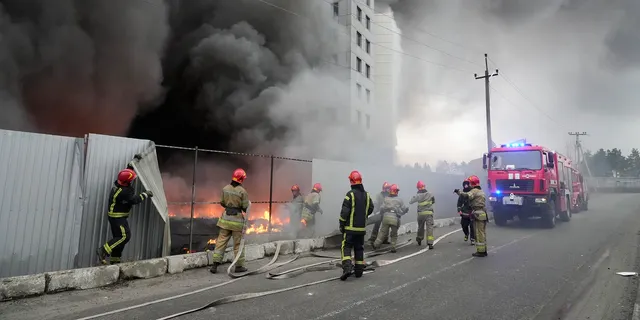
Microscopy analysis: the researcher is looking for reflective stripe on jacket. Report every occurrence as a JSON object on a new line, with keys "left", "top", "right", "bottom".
{"left": 409, "top": 191, "right": 435, "bottom": 215}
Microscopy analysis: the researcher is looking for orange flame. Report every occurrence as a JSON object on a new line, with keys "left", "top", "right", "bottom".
{"left": 169, "top": 205, "right": 290, "bottom": 234}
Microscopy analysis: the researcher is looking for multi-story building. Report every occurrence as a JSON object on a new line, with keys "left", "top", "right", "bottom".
{"left": 329, "top": 0, "right": 396, "bottom": 163}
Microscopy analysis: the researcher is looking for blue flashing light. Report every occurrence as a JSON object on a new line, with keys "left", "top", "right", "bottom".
{"left": 496, "top": 190, "right": 501, "bottom": 194}
{"left": 500, "top": 143, "right": 531, "bottom": 148}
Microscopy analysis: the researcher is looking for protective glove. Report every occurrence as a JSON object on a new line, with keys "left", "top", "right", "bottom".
{"left": 134, "top": 154, "right": 143, "bottom": 160}
{"left": 126, "top": 162, "right": 135, "bottom": 170}
{"left": 458, "top": 211, "right": 463, "bottom": 216}
{"left": 145, "top": 190, "right": 154, "bottom": 198}
{"left": 453, "top": 189, "right": 460, "bottom": 194}
{"left": 339, "top": 224, "right": 345, "bottom": 234}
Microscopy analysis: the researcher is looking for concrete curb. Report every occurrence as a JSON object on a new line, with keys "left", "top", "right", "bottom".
{"left": 0, "top": 217, "right": 459, "bottom": 301}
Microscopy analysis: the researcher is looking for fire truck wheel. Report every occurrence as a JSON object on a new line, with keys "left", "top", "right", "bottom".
{"left": 542, "top": 199, "right": 557, "bottom": 228}
{"left": 559, "top": 197, "right": 571, "bottom": 222}
{"left": 582, "top": 199, "right": 589, "bottom": 211}
{"left": 493, "top": 212, "right": 508, "bottom": 227}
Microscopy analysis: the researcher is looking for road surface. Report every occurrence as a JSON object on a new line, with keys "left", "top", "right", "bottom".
{"left": 2, "top": 193, "right": 640, "bottom": 320}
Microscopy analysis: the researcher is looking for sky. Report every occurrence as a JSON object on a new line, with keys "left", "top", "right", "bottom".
{"left": 382, "top": 0, "right": 640, "bottom": 166}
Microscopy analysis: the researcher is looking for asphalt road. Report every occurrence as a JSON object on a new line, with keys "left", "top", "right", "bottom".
{"left": 2, "top": 193, "right": 640, "bottom": 320}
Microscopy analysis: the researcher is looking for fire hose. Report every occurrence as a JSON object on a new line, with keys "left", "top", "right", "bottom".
{"left": 155, "top": 231, "right": 460, "bottom": 320}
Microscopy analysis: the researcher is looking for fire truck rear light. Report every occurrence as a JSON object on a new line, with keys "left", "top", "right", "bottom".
{"left": 488, "top": 196, "right": 497, "bottom": 202}
{"left": 535, "top": 198, "right": 547, "bottom": 203}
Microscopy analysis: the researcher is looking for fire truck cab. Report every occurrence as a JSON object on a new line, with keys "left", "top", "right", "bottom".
{"left": 483, "top": 143, "right": 575, "bottom": 228}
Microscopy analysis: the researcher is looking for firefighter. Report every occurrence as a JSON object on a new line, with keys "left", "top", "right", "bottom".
{"left": 457, "top": 178, "right": 475, "bottom": 245}
{"left": 373, "top": 184, "right": 408, "bottom": 253}
{"left": 454, "top": 175, "right": 488, "bottom": 257}
{"left": 409, "top": 180, "right": 435, "bottom": 249}
{"left": 210, "top": 168, "right": 250, "bottom": 274}
{"left": 290, "top": 185, "right": 304, "bottom": 231}
{"left": 299, "top": 183, "right": 323, "bottom": 237}
{"left": 96, "top": 165, "right": 153, "bottom": 265}
{"left": 367, "top": 182, "right": 391, "bottom": 246}
{"left": 339, "top": 170, "right": 375, "bottom": 280}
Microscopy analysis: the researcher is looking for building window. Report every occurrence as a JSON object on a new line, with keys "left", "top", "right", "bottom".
{"left": 365, "top": 64, "right": 370, "bottom": 78}
{"left": 366, "top": 114, "right": 370, "bottom": 129}
{"left": 366, "top": 15, "right": 371, "bottom": 29}
{"left": 366, "top": 89, "right": 371, "bottom": 103}
{"left": 356, "top": 57, "right": 362, "bottom": 72}
{"left": 366, "top": 40, "right": 370, "bottom": 54}
{"left": 357, "top": 110, "right": 361, "bottom": 124}
{"left": 356, "top": 83, "right": 362, "bottom": 98}
{"left": 357, "top": 6, "right": 362, "bottom": 21}
{"left": 333, "top": 1, "right": 339, "bottom": 17}
{"left": 356, "top": 32, "right": 362, "bottom": 47}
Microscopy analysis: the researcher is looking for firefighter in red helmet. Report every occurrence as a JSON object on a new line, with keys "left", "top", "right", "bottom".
{"left": 373, "top": 184, "right": 408, "bottom": 252}
{"left": 409, "top": 180, "right": 436, "bottom": 249}
{"left": 454, "top": 175, "right": 487, "bottom": 257}
{"left": 97, "top": 161, "right": 153, "bottom": 265}
{"left": 457, "top": 178, "right": 475, "bottom": 245}
{"left": 299, "top": 182, "right": 323, "bottom": 238}
{"left": 339, "top": 170, "right": 374, "bottom": 280}
{"left": 367, "top": 182, "right": 391, "bottom": 246}
{"left": 289, "top": 184, "right": 304, "bottom": 231}
{"left": 210, "top": 168, "right": 251, "bottom": 274}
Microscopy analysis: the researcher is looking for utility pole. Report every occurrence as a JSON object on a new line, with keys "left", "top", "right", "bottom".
{"left": 569, "top": 131, "right": 594, "bottom": 179}
{"left": 475, "top": 54, "right": 499, "bottom": 153}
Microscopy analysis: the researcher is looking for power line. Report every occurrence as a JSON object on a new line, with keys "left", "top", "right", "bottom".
{"left": 350, "top": 0, "right": 486, "bottom": 67}
{"left": 487, "top": 57, "right": 564, "bottom": 126}
{"left": 255, "top": 0, "right": 474, "bottom": 73}
{"left": 474, "top": 54, "right": 499, "bottom": 153}
{"left": 337, "top": 0, "right": 484, "bottom": 68}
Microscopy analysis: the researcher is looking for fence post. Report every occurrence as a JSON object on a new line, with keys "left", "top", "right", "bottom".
{"left": 188, "top": 146, "right": 199, "bottom": 252}
{"left": 268, "top": 155, "right": 274, "bottom": 233}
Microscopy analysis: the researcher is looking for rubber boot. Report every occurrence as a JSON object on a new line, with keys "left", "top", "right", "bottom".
{"left": 354, "top": 264, "right": 364, "bottom": 278}
{"left": 383, "top": 238, "right": 391, "bottom": 245}
{"left": 464, "top": 235, "right": 468, "bottom": 242}
{"left": 470, "top": 239, "right": 476, "bottom": 246}
{"left": 340, "top": 260, "right": 353, "bottom": 281}
{"left": 96, "top": 247, "right": 108, "bottom": 265}
{"left": 472, "top": 252, "right": 487, "bottom": 257}
{"left": 416, "top": 238, "right": 422, "bottom": 246}
{"left": 209, "top": 262, "right": 220, "bottom": 274}
{"left": 390, "top": 247, "right": 396, "bottom": 253}
{"left": 428, "top": 244, "right": 434, "bottom": 250}
{"left": 235, "top": 266, "right": 248, "bottom": 273}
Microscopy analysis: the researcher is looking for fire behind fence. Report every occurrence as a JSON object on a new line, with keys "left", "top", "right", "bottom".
{"left": 156, "top": 144, "right": 312, "bottom": 255}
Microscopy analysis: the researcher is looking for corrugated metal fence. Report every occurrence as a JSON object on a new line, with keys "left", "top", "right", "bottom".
{"left": 0, "top": 130, "right": 168, "bottom": 278}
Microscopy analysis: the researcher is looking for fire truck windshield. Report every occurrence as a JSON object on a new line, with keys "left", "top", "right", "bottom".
{"left": 490, "top": 150, "right": 542, "bottom": 170}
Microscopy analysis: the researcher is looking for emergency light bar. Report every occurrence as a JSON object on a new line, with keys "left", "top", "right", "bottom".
{"left": 500, "top": 143, "right": 532, "bottom": 148}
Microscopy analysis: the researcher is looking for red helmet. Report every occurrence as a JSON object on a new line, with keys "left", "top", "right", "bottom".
{"left": 117, "top": 169, "right": 137, "bottom": 185}
{"left": 416, "top": 180, "right": 426, "bottom": 190}
{"left": 291, "top": 184, "right": 300, "bottom": 192}
{"left": 232, "top": 168, "right": 247, "bottom": 183}
{"left": 382, "top": 181, "right": 391, "bottom": 192}
{"left": 349, "top": 171, "right": 363, "bottom": 185}
{"left": 468, "top": 175, "right": 480, "bottom": 187}
{"left": 312, "top": 183, "right": 323, "bottom": 192}
{"left": 389, "top": 184, "right": 399, "bottom": 196}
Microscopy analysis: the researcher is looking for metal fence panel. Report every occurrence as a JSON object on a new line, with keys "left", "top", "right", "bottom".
{"left": 77, "top": 134, "right": 165, "bottom": 267}
{"left": 0, "top": 129, "right": 84, "bottom": 278}
{"left": 311, "top": 158, "right": 469, "bottom": 235}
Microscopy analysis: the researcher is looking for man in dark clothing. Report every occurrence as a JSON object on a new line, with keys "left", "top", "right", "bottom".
{"left": 97, "top": 161, "right": 153, "bottom": 265}
{"left": 339, "top": 170, "right": 375, "bottom": 281}
{"left": 457, "top": 179, "right": 475, "bottom": 245}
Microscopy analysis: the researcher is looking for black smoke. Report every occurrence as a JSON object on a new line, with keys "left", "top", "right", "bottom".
{"left": 0, "top": 0, "right": 380, "bottom": 163}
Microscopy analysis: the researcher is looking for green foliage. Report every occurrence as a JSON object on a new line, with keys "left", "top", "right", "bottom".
{"left": 582, "top": 148, "right": 640, "bottom": 177}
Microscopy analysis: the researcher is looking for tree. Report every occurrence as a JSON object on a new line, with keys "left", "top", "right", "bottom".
{"left": 606, "top": 148, "right": 626, "bottom": 177}
{"left": 435, "top": 160, "right": 450, "bottom": 173}
{"left": 423, "top": 162, "right": 432, "bottom": 172}
{"left": 414, "top": 162, "right": 421, "bottom": 169}
{"left": 627, "top": 148, "right": 640, "bottom": 177}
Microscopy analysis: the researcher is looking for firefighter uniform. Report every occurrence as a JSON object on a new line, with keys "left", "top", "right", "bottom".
{"left": 374, "top": 184, "right": 408, "bottom": 252}
{"left": 339, "top": 171, "right": 374, "bottom": 280}
{"left": 300, "top": 184, "right": 323, "bottom": 237}
{"left": 455, "top": 175, "right": 488, "bottom": 257}
{"left": 368, "top": 184, "right": 390, "bottom": 245}
{"left": 457, "top": 181, "right": 475, "bottom": 244}
{"left": 289, "top": 185, "right": 304, "bottom": 230}
{"left": 211, "top": 169, "right": 250, "bottom": 274}
{"left": 97, "top": 168, "right": 152, "bottom": 265}
{"left": 409, "top": 181, "right": 435, "bottom": 249}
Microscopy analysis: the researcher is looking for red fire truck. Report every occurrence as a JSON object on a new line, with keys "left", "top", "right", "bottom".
{"left": 570, "top": 168, "right": 589, "bottom": 212}
{"left": 482, "top": 142, "right": 579, "bottom": 228}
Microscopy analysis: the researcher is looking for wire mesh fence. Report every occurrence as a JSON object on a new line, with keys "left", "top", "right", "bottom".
{"left": 156, "top": 144, "right": 312, "bottom": 254}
